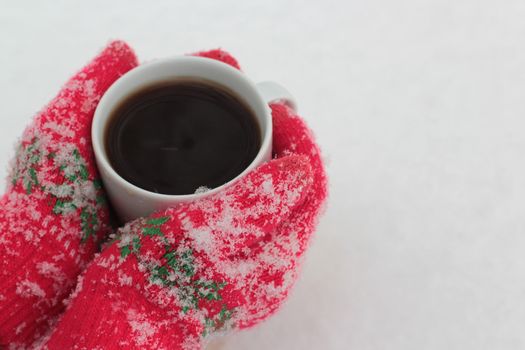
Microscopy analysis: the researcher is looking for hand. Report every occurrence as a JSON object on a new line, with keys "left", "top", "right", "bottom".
{"left": 0, "top": 41, "right": 137, "bottom": 348}
{"left": 42, "top": 51, "right": 327, "bottom": 349}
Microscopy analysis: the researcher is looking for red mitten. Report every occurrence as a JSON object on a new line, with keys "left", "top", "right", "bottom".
{"left": 42, "top": 50, "right": 327, "bottom": 349}
{"left": 0, "top": 41, "right": 138, "bottom": 348}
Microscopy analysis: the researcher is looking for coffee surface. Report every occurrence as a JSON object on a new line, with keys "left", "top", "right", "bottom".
{"left": 105, "top": 81, "right": 261, "bottom": 195}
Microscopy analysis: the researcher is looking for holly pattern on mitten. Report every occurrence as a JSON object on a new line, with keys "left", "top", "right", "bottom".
{"left": 10, "top": 135, "right": 105, "bottom": 243}
{"left": 0, "top": 41, "right": 138, "bottom": 348}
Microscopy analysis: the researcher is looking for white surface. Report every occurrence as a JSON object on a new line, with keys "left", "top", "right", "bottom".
{"left": 1, "top": 1, "right": 525, "bottom": 349}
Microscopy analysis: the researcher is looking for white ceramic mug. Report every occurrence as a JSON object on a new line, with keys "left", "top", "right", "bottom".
{"left": 92, "top": 56, "right": 296, "bottom": 222}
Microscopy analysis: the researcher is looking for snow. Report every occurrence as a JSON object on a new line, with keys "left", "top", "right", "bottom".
{"left": 96, "top": 253, "right": 118, "bottom": 270}
{"left": 64, "top": 274, "right": 84, "bottom": 306}
{"left": 260, "top": 176, "right": 274, "bottom": 196}
{"left": 42, "top": 121, "right": 75, "bottom": 139}
{"left": 181, "top": 334, "right": 201, "bottom": 350}
{"left": 79, "top": 79, "right": 99, "bottom": 113}
{"left": 195, "top": 186, "right": 210, "bottom": 194}
{"left": 36, "top": 261, "right": 66, "bottom": 285}
{"left": 2, "top": 1, "right": 525, "bottom": 349}
{"left": 190, "top": 226, "right": 214, "bottom": 251}
{"left": 118, "top": 271, "right": 133, "bottom": 286}
{"left": 127, "top": 309, "right": 157, "bottom": 346}
{"left": 15, "top": 279, "right": 46, "bottom": 299}
{"left": 14, "top": 322, "right": 26, "bottom": 335}
{"left": 29, "top": 210, "right": 41, "bottom": 221}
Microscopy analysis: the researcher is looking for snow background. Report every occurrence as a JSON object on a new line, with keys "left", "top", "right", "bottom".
{"left": 1, "top": 0, "right": 525, "bottom": 349}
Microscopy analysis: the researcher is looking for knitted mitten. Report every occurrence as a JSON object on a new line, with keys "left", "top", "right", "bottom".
{"left": 0, "top": 41, "right": 138, "bottom": 348}
{"left": 42, "top": 50, "right": 327, "bottom": 349}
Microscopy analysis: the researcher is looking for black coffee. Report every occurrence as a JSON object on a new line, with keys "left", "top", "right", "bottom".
{"left": 105, "top": 80, "right": 261, "bottom": 195}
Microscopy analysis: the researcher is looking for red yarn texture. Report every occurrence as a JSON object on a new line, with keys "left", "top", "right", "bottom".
{"left": 0, "top": 41, "right": 138, "bottom": 348}
{"left": 42, "top": 49, "right": 327, "bottom": 349}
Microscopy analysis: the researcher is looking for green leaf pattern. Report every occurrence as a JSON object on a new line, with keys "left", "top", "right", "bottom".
{"left": 10, "top": 136, "right": 106, "bottom": 243}
{"left": 119, "top": 216, "right": 235, "bottom": 336}
{"left": 11, "top": 137, "right": 42, "bottom": 194}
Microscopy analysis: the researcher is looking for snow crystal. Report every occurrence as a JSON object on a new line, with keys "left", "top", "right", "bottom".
{"left": 284, "top": 185, "right": 303, "bottom": 208}
{"left": 262, "top": 269, "right": 295, "bottom": 298}
{"left": 97, "top": 253, "right": 118, "bottom": 270}
{"left": 15, "top": 322, "right": 26, "bottom": 335}
{"left": 64, "top": 274, "right": 84, "bottom": 306}
{"left": 29, "top": 210, "right": 42, "bottom": 221}
{"left": 260, "top": 174, "right": 274, "bottom": 195}
{"left": 80, "top": 79, "right": 99, "bottom": 113}
{"left": 71, "top": 181, "right": 96, "bottom": 208}
{"left": 16, "top": 279, "right": 46, "bottom": 299}
{"left": 194, "top": 186, "right": 210, "bottom": 194}
{"left": 42, "top": 121, "right": 75, "bottom": 139}
{"left": 190, "top": 227, "right": 214, "bottom": 251}
{"left": 182, "top": 334, "right": 201, "bottom": 350}
{"left": 41, "top": 216, "right": 52, "bottom": 229}
{"left": 216, "top": 259, "right": 258, "bottom": 281}
{"left": 52, "top": 253, "right": 65, "bottom": 262}
{"left": 127, "top": 309, "right": 157, "bottom": 346}
{"left": 8, "top": 342, "right": 24, "bottom": 350}
{"left": 37, "top": 261, "right": 66, "bottom": 285}
{"left": 118, "top": 233, "right": 133, "bottom": 247}
{"left": 118, "top": 271, "right": 133, "bottom": 286}
{"left": 49, "top": 184, "right": 73, "bottom": 198}
{"left": 2, "top": 190, "right": 46, "bottom": 245}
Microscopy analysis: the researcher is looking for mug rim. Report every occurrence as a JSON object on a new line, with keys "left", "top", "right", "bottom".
{"left": 91, "top": 55, "right": 273, "bottom": 201}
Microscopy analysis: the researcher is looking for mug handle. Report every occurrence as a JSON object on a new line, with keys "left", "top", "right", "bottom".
{"left": 256, "top": 81, "right": 297, "bottom": 111}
